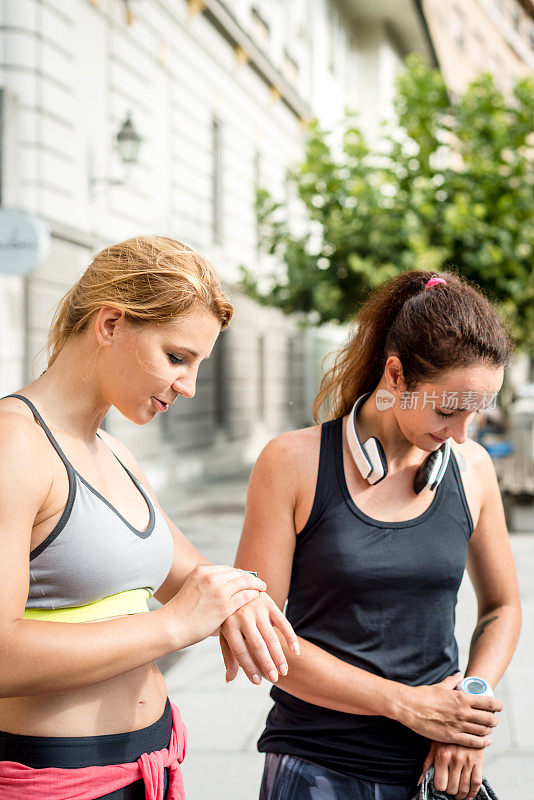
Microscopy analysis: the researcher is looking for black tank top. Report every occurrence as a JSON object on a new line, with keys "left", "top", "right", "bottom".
{"left": 258, "top": 416, "right": 474, "bottom": 786}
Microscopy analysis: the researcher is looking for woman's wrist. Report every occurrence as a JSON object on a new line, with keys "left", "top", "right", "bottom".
{"left": 352, "top": 676, "right": 413, "bottom": 722}
{"left": 383, "top": 681, "right": 414, "bottom": 725}
{"left": 153, "top": 604, "right": 184, "bottom": 654}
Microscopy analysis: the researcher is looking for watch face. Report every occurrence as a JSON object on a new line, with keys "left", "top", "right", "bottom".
{"left": 465, "top": 678, "right": 486, "bottom": 694}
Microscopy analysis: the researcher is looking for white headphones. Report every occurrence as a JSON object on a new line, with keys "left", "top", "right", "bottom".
{"left": 347, "top": 393, "right": 451, "bottom": 495}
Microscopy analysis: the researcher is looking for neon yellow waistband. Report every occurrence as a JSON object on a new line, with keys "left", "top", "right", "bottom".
{"left": 24, "top": 588, "right": 152, "bottom": 623}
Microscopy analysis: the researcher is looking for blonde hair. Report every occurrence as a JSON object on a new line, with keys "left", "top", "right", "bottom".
{"left": 45, "top": 235, "right": 233, "bottom": 368}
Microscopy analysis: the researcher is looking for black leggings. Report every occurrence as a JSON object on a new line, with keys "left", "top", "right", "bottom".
{"left": 0, "top": 697, "right": 172, "bottom": 800}
{"left": 260, "top": 753, "right": 417, "bottom": 800}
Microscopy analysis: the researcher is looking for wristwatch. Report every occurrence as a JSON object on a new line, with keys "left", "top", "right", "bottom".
{"left": 455, "top": 676, "right": 494, "bottom": 697}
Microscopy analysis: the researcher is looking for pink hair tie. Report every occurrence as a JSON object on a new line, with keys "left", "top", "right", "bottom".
{"left": 425, "top": 276, "right": 447, "bottom": 290}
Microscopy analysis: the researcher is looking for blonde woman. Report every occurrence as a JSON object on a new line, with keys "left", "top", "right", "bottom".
{"left": 0, "top": 236, "right": 297, "bottom": 800}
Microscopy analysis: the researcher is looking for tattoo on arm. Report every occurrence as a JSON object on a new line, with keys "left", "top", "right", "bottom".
{"left": 470, "top": 615, "right": 499, "bottom": 647}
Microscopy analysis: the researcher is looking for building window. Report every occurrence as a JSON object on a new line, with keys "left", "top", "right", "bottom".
{"left": 251, "top": 7, "right": 270, "bottom": 43}
{"left": 212, "top": 116, "right": 222, "bottom": 244}
{"left": 283, "top": 49, "right": 299, "bottom": 83}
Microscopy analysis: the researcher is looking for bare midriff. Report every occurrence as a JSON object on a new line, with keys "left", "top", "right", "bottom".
{"left": 0, "top": 657, "right": 168, "bottom": 736}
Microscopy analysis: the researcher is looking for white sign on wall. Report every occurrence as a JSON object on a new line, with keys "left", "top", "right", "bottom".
{"left": 0, "top": 208, "right": 51, "bottom": 276}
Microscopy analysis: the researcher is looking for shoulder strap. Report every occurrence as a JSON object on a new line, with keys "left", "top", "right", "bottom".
{"left": 2, "top": 394, "right": 75, "bottom": 474}
{"left": 297, "top": 418, "right": 340, "bottom": 537}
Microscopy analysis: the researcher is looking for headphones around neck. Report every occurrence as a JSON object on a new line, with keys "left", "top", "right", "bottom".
{"left": 347, "top": 393, "right": 451, "bottom": 495}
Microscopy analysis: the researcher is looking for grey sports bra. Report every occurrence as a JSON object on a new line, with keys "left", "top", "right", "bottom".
{"left": 4, "top": 394, "right": 175, "bottom": 623}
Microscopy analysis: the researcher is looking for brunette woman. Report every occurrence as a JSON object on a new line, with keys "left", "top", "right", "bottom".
{"left": 222, "top": 270, "right": 521, "bottom": 800}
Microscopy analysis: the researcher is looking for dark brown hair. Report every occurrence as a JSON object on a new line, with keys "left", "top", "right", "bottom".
{"left": 313, "top": 269, "right": 513, "bottom": 422}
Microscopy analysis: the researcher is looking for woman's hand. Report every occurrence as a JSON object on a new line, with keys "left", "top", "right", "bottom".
{"left": 396, "top": 673, "right": 501, "bottom": 748}
{"left": 418, "top": 741, "right": 484, "bottom": 800}
{"left": 219, "top": 593, "right": 300, "bottom": 685}
{"left": 162, "top": 565, "right": 267, "bottom": 650}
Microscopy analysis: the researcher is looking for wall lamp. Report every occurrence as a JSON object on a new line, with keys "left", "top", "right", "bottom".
{"left": 89, "top": 112, "right": 142, "bottom": 197}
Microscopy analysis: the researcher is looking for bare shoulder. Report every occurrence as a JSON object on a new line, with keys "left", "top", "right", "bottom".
{"left": 0, "top": 405, "right": 53, "bottom": 504}
{"left": 251, "top": 425, "right": 322, "bottom": 511}
{"left": 258, "top": 424, "right": 322, "bottom": 472}
{"left": 0, "top": 399, "right": 53, "bottom": 469}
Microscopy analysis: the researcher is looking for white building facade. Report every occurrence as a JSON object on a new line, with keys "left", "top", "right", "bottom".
{"left": 0, "top": 0, "right": 433, "bottom": 489}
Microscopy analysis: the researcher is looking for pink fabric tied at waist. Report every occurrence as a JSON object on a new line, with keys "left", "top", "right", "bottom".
{"left": 0, "top": 701, "right": 187, "bottom": 800}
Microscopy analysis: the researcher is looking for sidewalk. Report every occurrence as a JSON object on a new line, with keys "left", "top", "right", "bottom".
{"left": 156, "top": 476, "right": 534, "bottom": 800}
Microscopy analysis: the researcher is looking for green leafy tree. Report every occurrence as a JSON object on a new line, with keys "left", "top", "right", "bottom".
{"left": 241, "top": 54, "right": 534, "bottom": 352}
